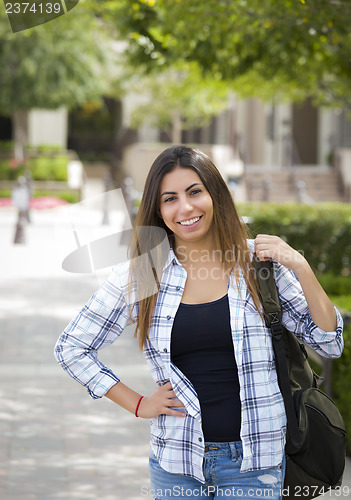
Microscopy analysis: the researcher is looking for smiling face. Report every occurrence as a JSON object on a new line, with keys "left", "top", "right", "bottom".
{"left": 159, "top": 166, "right": 215, "bottom": 248}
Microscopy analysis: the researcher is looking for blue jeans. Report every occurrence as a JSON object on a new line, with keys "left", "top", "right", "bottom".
{"left": 149, "top": 441, "right": 286, "bottom": 499}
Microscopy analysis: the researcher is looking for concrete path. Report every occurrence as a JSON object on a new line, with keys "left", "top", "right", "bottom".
{"left": 0, "top": 190, "right": 350, "bottom": 500}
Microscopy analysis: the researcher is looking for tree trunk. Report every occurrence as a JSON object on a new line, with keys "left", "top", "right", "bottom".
{"left": 171, "top": 110, "right": 182, "bottom": 144}
{"left": 13, "top": 110, "right": 28, "bottom": 162}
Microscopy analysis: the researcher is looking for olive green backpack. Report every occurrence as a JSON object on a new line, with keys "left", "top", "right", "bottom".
{"left": 253, "top": 255, "right": 346, "bottom": 500}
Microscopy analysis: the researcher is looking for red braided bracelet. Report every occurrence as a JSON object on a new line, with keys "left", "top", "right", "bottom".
{"left": 135, "top": 396, "right": 144, "bottom": 417}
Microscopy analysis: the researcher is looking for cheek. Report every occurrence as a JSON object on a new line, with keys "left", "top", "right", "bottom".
{"left": 160, "top": 204, "right": 173, "bottom": 225}
{"left": 204, "top": 196, "right": 214, "bottom": 219}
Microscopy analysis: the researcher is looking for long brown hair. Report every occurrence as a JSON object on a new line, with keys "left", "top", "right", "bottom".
{"left": 129, "top": 145, "right": 261, "bottom": 349}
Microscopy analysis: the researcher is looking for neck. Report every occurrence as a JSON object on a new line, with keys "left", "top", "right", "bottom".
{"left": 173, "top": 231, "right": 220, "bottom": 266}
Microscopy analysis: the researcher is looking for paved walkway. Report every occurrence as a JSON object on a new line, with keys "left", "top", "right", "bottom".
{"left": 0, "top": 186, "right": 350, "bottom": 500}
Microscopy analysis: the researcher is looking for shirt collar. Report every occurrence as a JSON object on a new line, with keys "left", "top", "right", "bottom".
{"left": 163, "top": 246, "right": 182, "bottom": 271}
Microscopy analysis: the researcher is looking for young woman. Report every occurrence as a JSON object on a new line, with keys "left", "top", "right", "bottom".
{"left": 55, "top": 145, "right": 344, "bottom": 499}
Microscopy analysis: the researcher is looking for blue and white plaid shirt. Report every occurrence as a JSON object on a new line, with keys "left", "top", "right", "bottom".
{"left": 55, "top": 241, "right": 344, "bottom": 483}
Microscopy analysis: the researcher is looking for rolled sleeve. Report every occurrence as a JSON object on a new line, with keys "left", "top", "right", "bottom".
{"left": 87, "top": 367, "right": 120, "bottom": 399}
{"left": 274, "top": 260, "right": 344, "bottom": 359}
{"left": 302, "top": 306, "right": 344, "bottom": 358}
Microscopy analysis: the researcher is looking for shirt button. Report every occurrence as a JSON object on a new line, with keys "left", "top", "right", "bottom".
{"left": 166, "top": 315, "right": 171, "bottom": 320}
{"left": 163, "top": 348, "right": 168, "bottom": 353}
{"left": 176, "top": 286, "right": 181, "bottom": 291}
{"left": 198, "top": 437, "right": 203, "bottom": 442}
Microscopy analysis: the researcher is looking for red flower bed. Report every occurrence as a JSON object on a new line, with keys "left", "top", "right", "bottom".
{"left": 0, "top": 197, "right": 68, "bottom": 209}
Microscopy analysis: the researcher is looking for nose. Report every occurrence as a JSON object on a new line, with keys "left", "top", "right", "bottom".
{"left": 179, "top": 196, "right": 193, "bottom": 213}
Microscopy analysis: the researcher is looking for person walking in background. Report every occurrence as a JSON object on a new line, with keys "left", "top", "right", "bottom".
{"left": 55, "top": 145, "right": 343, "bottom": 499}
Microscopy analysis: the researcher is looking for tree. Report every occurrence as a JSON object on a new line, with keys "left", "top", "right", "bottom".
{"left": 127, "top": 61, "right": 230, "bottom": 143}
{"left": 99, "top": 0, "right": 351, "bottom": 109}
{"left": 0, "top": 10, "right": 116, "bottom": 160}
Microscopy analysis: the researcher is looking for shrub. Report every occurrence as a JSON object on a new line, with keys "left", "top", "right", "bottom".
{"left": 50, "top": 156, "right": 69, "bottom": 181}
{"left": 332, "top": 322, "right": 351, "bottom": 456}
{"left": 0, "top": 140, "right": 14, "bottom": 152}
{"left": 330, "top": 296, "right": 351, "bottom": 311}
{"left": 27, "top": 144, "right": 62, "bottom": 153}
{"left": 0, "top": 150, "right": 69, "bottom": 182}
{"left": 0, "top": 189, "right": 11, "bottom": 198}
{"left": 0, "top": 159, "right": 26, "bottom": 180}
{"left": 0, "top": 159, "right": 10, "bottom": 180}
{"left": 239, "top": 203, "right": 351, "bottom": 276}
{"left": 28, "top": 155, "right": 69, "bottom": 181}
{"left": 317, "top": 274, "right": 351, "bottom": 296}
{"left": 34, "top": 190, "right": 80, "bottom": 203}
{"left": 29, "top": 157, "right": 51, "bottom": 181}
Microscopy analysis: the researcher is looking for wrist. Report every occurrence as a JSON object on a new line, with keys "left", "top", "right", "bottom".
{"left": 135, "top": 396, "right": 144, "bottom": 417}
{"left": 291, "top": 253, "right": 309, "bottom": 276}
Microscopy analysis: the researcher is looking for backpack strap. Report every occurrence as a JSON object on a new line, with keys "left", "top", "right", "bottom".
{"left": 252, "top": 253, "right": 301, "bottom": 451}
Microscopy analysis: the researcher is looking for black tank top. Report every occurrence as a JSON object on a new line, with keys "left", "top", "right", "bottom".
{"left": 171, "top": 294, "right": 241, "bottom": 442}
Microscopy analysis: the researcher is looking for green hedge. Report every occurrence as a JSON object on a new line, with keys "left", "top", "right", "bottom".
{"left": 0, "top": 159, "right": 26, "bottom": 180}
{"left": 332, "top": 293, "right": 351, "bottom": 456}
{"left": 33, "top": 190, "right": 79, "bottom": 203}
{"left": 0, "top": 189, "right": 79, "bottom": 203}
{"left": 239, "top": 203, "right": 351, "bottom": 276}
{"left": 0, "top": 154, "right": 69, "bottom": 182}
{"left": 0, "top": 140, "right": 14, "bottom": 152}
{"left": 332, "top": 322, "right": 351, "bottom": 455}
{"left": 27, "top": 155, "right": 69, "bottom": 181}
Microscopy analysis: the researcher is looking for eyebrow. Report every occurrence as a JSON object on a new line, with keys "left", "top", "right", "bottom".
{"left": 160, "top": 182, "right": 202, "bottom": 198}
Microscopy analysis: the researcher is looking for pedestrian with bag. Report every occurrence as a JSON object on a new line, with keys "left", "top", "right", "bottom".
{"left": 55, "top": 145, "right": 344, "bottom": 499}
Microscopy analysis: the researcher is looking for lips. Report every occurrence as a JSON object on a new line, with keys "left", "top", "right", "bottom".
{"left": 178, "top": 216, "right": 202, "bottom": 226}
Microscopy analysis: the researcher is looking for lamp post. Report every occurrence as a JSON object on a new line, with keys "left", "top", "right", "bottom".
{"left": 12, "top": 176, "right": 30, "bottom": 244}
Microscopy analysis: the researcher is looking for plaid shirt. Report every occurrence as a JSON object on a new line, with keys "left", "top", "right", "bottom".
{"left": 55, "top": 241, "right": 344, "bottom": 483}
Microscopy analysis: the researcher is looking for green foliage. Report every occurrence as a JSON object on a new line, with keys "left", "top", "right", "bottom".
{"left": 332, "top": 323, "right": 351, "bottom": 455}
{"left": 27, "top": 144, "right": 63, "bottom": 153}
{"left": 28, "top": 155, "right": 69, "bottom": 181}
{"left": 100, "top": 0, "right": 351, "bottom": 108}
{"left": 0, "top": 140, "right": 14, "bottom": 152}
{"left": 0, "top": 9, "right": 114, "bottom": 114}
{"left": 0, "top": 153, "right": 69, "bottom": 181}
{"left": 330, "top": 296, "right": 351, "bottom": 313}
{"left": 0, "top": 189, "right": 79, "bottom": 203}
{"left": 28, "top": 157, "right": 51, "bottom": 181}
{"left": 50, "top": 156, "right": 69, "bottom": 181}
{"left": 317, "top": 275, "right": 351, "bottom": 297}
{"left": 0, "top": 189, "right": 11, "bottom": 198}
{"left": 33, "top": 190, "right": 80, "bottom": 203}
{"left": 129, "top": 61, "right": 230, "bottom": 132}
{"left": 0, "top": 159, "right": 26, "bottom": 180}
{"left": 239, "top": 203, "right": 351, "bottom": 275}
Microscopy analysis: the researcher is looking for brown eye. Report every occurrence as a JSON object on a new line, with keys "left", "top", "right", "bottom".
{"left": 164, "top": 196, "right": 177, "bottom": 203}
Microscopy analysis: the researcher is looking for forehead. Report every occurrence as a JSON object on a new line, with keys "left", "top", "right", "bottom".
{"left": 160, "top": 167, "right": 202, "bottom": 191}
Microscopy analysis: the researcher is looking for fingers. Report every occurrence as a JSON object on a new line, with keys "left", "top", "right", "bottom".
{"left": 160, "top": 382, "right": 186, "bottom": 416}
{"left": 254, "top": 234, "right": 305, "bottom": 271}
{"left": 164, "top": 407, "right": 187, "bottom": 417}
{"left": 168, "top": 398, "right": 185, "bottom": 407}
{"left": 255, "top": 234, "right": 277, "bottom": 253}
{"left": 160, "top": 382, "right": 185, "bottom": 406}
{"left": 138, "top": 381, "right": 187, "bottom": 419}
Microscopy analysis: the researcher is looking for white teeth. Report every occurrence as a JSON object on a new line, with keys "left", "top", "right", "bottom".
{"left": 179, "top": 216, "right": 200, "bottom": 226}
